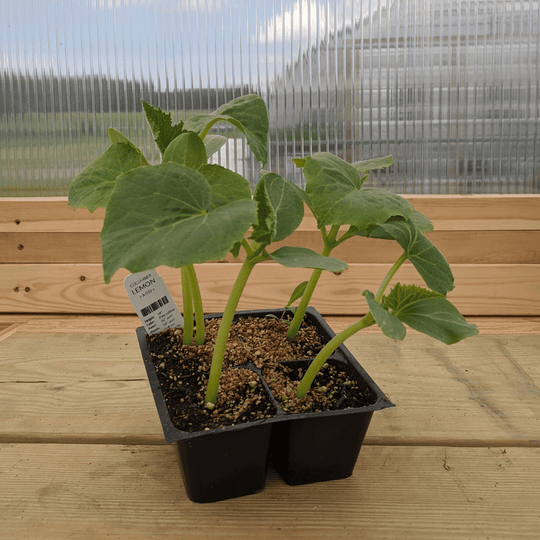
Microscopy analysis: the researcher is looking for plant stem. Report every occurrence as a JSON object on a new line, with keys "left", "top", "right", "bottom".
{"left": 199, "top": 119, "right": 218, "bottom": 140}
{"left": 295, "top": 313, "right": 375, "bottom": 399}
{"left": 204, "top": 253, "right": 258, "bottom": 405}
{"left": 286, "top": 224, "right": 340, "bottom": 340}
{"left": 181, "top": 266, "right": 194, "bottom": 345}
{"left": 295, "top": 250, "right": 408, "bottom": 398}
{"left": 286, "top": 268, "right": 323, "bottom": 339}
{"left": 375, "top": 252, "right": 408, "bottom": 303}
{"left": 186, "top": 265, "right": 205, "bottom": 345}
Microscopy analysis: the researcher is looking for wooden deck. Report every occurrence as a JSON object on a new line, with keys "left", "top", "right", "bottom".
{"left": 1, "top": 314, "right": 539, "bottom": 539}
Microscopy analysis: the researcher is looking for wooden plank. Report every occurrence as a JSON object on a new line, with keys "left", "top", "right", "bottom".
{"left": 1, "top": 262, "right": 539, "bottom": 315}
{"left": 2, "top": 195, "right": 540, "bottom": 232}
{"left": 0, "top": 232, "right": 102, "bottom": 263}
{"left": 0, "top": 444, "right": 538, "bottom": 539}
{"left": 1, "top": 314, "right": 539, "bottom": 335}
{"left": 0, "top": 315, "right": 143, "bottom": 333}
{"left": 0, "top": 198, "right": 105, "bottom": 233}
{"left": 406, "top": 194, "right": 540, "bottom": 226}
{"left": 1, "top": 331, "right": 539, "bottom": 446}
{"left": 3, "top": 229, "right": 539, "bottom": 264}
{"left": 350, "top": 333, "right": 540, "bottom": 447}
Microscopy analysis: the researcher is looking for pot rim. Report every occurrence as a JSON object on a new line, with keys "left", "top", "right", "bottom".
{"left": 137, "top": 306, "right": 394, "bottom": 443}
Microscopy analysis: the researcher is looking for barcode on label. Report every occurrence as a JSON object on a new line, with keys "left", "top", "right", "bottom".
{"left": 140, "top": 296, "right": 169, "bottom": 317}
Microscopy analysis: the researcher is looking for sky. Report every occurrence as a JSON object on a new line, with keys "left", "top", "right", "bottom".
{"left": 0, "top": 0, "right": 375, "bottom": 88}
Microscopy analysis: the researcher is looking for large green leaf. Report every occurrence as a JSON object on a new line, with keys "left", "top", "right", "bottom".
{"left": 204, "top": 134, "right": 228, "bottom": 157}
{"left": 363, "top": 290, "right": 406, "bottom": 340}
{"left": 268, "top": 246, "right": 348, "bottom": 272}
{"left": 100, "top": 162, "right": 257, "bottom": 282}
{"left": 252, "top": 172, "right": 305, "bottom": 244}
{"left": 376, "top": 219, "right": 454, "bottom": 295}
{"left": 142, "top": 100, "right": 187, "bottom": 154}
{"left": 352, "top": 209, "right": 434, "bottom": 239}
{"left": 68, "top": 143, "right": 145, "bottom": 212}
{"left": 352, "top": 155, "right": 393, "bottom": 173}
{"left": 198, "top": 164, "right": 252, "bottom": 210}
{"left": 184, "top": 94, "right": 269, "bottom": 165}
{"left": 162, "top": 131, "right": 207, "bottom": 169}
{"left": 303, "top": 153, "right": 413, "bottom": 229}
{"left": 384, "top": 284, "right": 479, "bottom": 345}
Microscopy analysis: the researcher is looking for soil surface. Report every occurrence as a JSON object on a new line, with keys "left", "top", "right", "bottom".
{"left": 146, "top": 314, "right": 378, "bottom": 432}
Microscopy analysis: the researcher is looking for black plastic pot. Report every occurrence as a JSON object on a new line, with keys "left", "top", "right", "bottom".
{"left": 266, "top": 309, "right": 394, "bottom": 485}
{"left": 269, "top": 357, "right": 393, "bottom": 485}
{"left": 137, "top": 326, "right": 278, "bottom": 503}
{"left": 136, "top": 307, "right": 394, "bottom": 501}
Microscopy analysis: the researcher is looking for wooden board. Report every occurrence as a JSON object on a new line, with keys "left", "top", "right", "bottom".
{"left": 1, "top": 331, "right": 538, "bottom": 446}
{"left": 1, "top": 314, "right": 540, "bottom": 335}
{"left": 1, "top": 262, "right": 539, "bottom": 315}
{"left": 3, "top": 229, "right": 540, "bottom": 264}
{"left": 2, "top": 195, "right": 539, "bottom": 231}
{"left": 0, "top": 444, "right": 538, "bottom": 539}
{"left": 2, "top": 196, "right": 539, "bottom": 317}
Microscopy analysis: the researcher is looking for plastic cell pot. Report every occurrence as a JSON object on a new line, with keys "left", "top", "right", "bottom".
{"left": 265, "top": 308, "right": 395, "bottom": 486}
{"left": 137, "top": 326, "right": 278, "bottom": 504}
{"left": 136, "top": 307, "right": 394, "bottom": 499}
{"left": 268, "top": 357, "right": 393, "bottom": 485}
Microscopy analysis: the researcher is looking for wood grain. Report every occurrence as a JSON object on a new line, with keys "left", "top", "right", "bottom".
{"left": 0, "top": 444, "right": 538, "bottom": 539}
{"left": 3, "top": 229, "right": 539, "bottom": 264}
{"left": 1, "top": 262, "right": 539, "bottom": 315}
{"left": 2, "top": 195, "right": 539, "bottom": 231}
{"left": 1, "top": 330, "right": 538, "bottom": 446}
{"left": 1, "top": 314, "right": 539, "bottom": 335}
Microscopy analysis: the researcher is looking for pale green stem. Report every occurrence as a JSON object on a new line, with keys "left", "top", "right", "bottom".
{"left": 286, "top": 224, "right": 340, "bottom": 340}
{"left": 375, "top": 252, "right": 408, "bottom": 303}
{"left": 185, "top": 265, "right": 205, "bottom": 345}
{"left": 286, "top": 267, "right": 323, "bottom": 340}
{"left": 295, "top": 313, "right": 375, "bottom": 398}
{"left": 204, "top": 254, "right": 257, "bottom": 405}
{"left": 295, "top": 251, "right": 408, "bottom": 398}
{"left": 181, "top": 267, "right": 194, "bottom": 345}
{"left": 199, "top": 119, "right": 219, "bottom": 140}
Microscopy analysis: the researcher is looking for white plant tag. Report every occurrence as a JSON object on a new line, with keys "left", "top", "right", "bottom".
{"left": 124, "top": 269, "right": 184, "bottom": 335}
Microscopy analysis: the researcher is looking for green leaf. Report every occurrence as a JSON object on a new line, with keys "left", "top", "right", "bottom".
{"left": 142, "top": 100, "right": 187, "bottom": 154}
{"left": 292, "top": 157, "right": 307, "bottom": 168}
{"left": 350, "top": 209, "right": 434, "bottom": 242}
{"left": 384, "top": 284, "right": 479, "bottom": 345}
{"left": 108, "top": 130, "right": 149, "bottom": 167}
{"left": 68, "top": 143, "right": 145, "bottom": 212}
{"left": 100, "top": 162, "right": 257, "bottom": 282}
{"left": 184, "top": 94, "right": 269, "bottom": 165}
{"left": 253, "top": 172, "right": 305, "bottom": 243}
{"left": 407, "top": 210, "right": 434, "bottom": 233}
{"left": 286, "top": 281, "right": 309, "bottom": 308}
{"left": 162, "top": 131, "right": 207, "bottom": 169}
{"left": 204, "top": 134, "right": 228, "bottom": 157}
{"left": 198, "top": 164, "right": 252, "bottom": 209}
{"left": 303, "top": 153, "right": 413, "bottom": 229}
{"left": 251, "top": 178, "right": 277, "bottom": 245}
{"left": 363, "top": 290, "right": 406, "bottom": 340}
{"left": 352, "top": 155, "right": 393, "bottom": 173}
{"left": 269, "top": 246, "right": 348, "bottom": 272}
{"left": 229, "top": 241, "right": 242, "bottom": 259}
{"left": 376, "top": 219, "right": 454, "bottom": 295}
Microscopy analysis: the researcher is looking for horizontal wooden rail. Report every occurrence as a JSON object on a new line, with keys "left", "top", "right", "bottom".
{"left": 1, "top": 195, "right": 539, "bottom": 315}
{"left": 1, "top": 262, "right": 538, "bottom": 316}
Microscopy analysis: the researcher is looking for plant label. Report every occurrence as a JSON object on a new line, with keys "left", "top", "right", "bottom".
{"left": 124, "top": 269, "right": 184, "bottom": 335}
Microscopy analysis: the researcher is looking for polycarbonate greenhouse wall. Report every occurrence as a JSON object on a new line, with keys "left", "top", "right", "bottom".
{"left": 1, "top": 0, "right": 539, "bottom": 196}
